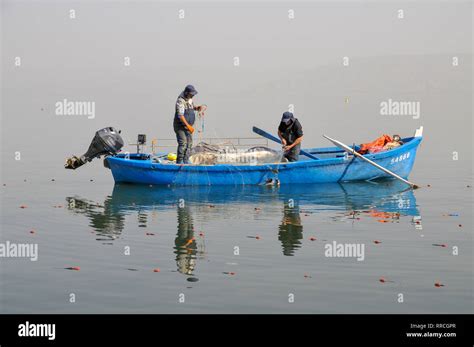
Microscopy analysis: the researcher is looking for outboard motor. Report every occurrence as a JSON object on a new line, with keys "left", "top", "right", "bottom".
{"left": 65, "top": 127, "right": 124, "bottom": 169}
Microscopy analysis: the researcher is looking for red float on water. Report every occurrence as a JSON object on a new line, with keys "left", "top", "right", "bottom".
{"left": 66, "top": 266, "right": 80, "bottom": 271}
{"left": 373, "top": 240, "right": 381, "bottom": 244}
{"left": 153, "top": 268, "right": 160, "bottom": 273}
{"left": 379, "top": 277, "right": 386, "bottom": 283}
{"left": 309, "top": 237, "right": 317, "bottom": 241}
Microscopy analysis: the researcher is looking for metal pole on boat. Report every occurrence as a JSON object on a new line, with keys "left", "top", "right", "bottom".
{"left": 323, "top": 135, "right": 419, "bottom": 189}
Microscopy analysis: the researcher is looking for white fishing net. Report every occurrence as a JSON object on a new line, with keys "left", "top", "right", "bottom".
{"left": 188, "top": 142, "right": 286, "bottom": 165}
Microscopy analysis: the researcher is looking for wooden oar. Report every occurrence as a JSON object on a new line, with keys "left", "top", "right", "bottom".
{"left": 253, "top": 126, "right": 319, "bottom": 160}
{"left": 323, "top": 135, "right": 419, "bottom": 189}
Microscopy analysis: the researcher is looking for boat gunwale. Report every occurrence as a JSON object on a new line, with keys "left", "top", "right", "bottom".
{"left": 107, "top": 136, "right": 422, "bottom": 172}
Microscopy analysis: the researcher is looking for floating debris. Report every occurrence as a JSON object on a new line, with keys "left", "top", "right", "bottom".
{"left": 29, "top": 230, "right": 35, "bottom": 234}
{"left": 153, "top": 268, "right": 161, "bottom": 273}
{"left": 90, "top": 179, "right": 94, "bottom": 182}
{"left": 127, "top": 268, "right": 138, "bottom": 271}
{"left": 379, "top": 277, "right": 394, "bottom": 283}
{"left": 222, "top": 271, "right": 236, "bottom": 276}
{"left": 432, "top": 244, "right": 447, "bottom": 248}
{"left": 458, "top": 224, "right": 462, "bottom": 228}
{"left": 187, "top": 277, "right": 199, "bottom": 282}
{"left": 304, "top": 273, "right": 312, "bottom": 278}
{"left": 65, "top": 266, "right": 80, "bottom": 271}
{"left": 145, "top": 232, "right": 155, "bottom": 236}
{"left": 427, "top": 184, "right": 431, "bottom": 187}
{"left": 51, "top": 179, "right": 55, "bottom": 182}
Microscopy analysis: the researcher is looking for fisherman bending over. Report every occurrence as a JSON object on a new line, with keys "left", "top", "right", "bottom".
{"left": 173, "top": 85, "right": 207, "bottom": 164}
{"left": 278, "top": 112, "right": 303, "bottom": 162}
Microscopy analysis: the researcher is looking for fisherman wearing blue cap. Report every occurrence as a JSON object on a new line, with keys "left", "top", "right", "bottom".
{"left": 278, "top": 112, "right": 303, "bottom": 162}
{"left": 173, "top": 85, "right": 207, "bottom": 164}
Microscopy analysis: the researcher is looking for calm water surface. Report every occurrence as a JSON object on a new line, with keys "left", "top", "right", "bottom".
{"left": 1, "top": 164, "right": 472, "bottom": 313}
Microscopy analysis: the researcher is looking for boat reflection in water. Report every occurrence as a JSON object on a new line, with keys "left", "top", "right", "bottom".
{"left": 66, "top": 179, "right": 421, "bottom": 275}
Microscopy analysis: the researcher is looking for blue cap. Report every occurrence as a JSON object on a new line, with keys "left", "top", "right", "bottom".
{"left": 281, "top": 111, "right": 294, "bottom": 125}
{"left": 184, "top": 85, "right": 198, "bottom": 96}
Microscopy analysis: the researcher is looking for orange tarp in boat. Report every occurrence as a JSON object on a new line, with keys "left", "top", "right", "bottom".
{"left": 358, "top": 134, "right": 393, "bottom": 154}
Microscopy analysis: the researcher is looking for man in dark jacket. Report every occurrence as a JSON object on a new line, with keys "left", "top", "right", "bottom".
{"left": 173, "top": 85, "right": 207, "bottom": 164}
{"left": 278, "top": 112, "right": 303, "bottom": 162}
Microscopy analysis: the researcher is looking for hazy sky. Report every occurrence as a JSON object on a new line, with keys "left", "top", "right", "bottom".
{"left": 1, "top": 1, "right": 472, "bottom": 173}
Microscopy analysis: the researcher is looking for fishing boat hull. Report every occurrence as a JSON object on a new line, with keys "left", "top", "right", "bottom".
{"left": 106, "top": 135, "right": 422, "bottom": 186}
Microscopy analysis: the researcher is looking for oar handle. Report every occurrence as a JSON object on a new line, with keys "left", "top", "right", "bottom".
{"left": 253, "top": 126, "right": 319, "bottom": 160}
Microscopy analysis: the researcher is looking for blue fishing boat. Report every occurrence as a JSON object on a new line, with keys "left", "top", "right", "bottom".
{"left": 104, "top": 128, "right": 423, "bottom": 186}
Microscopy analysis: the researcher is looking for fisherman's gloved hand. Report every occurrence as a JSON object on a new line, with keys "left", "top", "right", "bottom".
{"left": 187, "top": 125, "right": 195, "bottom": 134}
{"left": 197, "top": 105, "right": 207, "bottom": 116}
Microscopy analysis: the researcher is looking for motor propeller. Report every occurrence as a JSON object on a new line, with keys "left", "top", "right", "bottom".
{"left": 65, "top": 127, "right": 124, "bottom": 170}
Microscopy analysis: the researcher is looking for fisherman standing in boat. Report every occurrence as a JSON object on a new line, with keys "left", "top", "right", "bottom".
{"left": 173, "top": 85, "right": 207, "bottom": 164}
{"left": 278, "top": 112, "right": 303, "bottom": 162}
